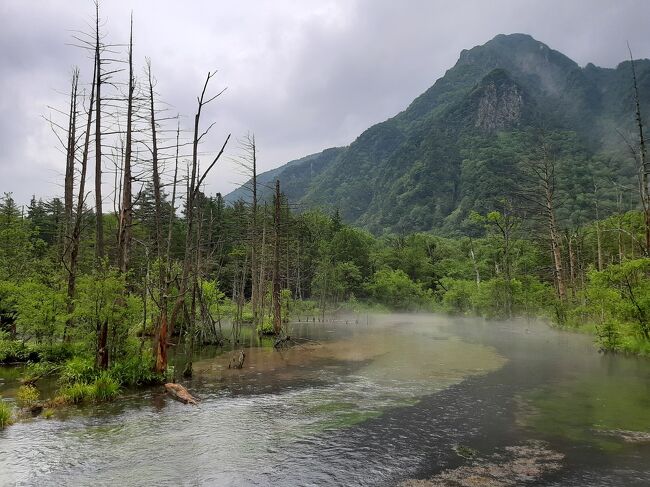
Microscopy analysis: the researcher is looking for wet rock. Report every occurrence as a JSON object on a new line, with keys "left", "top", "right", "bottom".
{"left": 594, "top": 429, "right": 650, "bottom": 443}
{"left": 400, "top": 440, "right": 564, "bottom": 487}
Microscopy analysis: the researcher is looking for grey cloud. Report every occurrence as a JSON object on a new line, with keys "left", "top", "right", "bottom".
{"left": 1, "top": 0, "right": 649, "bottom": 205}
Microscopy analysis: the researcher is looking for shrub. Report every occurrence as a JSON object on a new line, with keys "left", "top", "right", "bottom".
{"left": 32, "top": 343, "right": 75, "bottom": 363}
{"left": 256, "top": 317, "right": 275, "bottom": 336}
{"left": 15, "top": 385, "right": 39, "bottom": 408}
{"left": 58, "top": 357, "right": 97, "bottom": 386}
{"left": 109, "top": 354, "right": 162, "bottom": 386}
{"left": 57, "top": 382, "right": 94, "bottom": 404}
{"left": 366, "top": 269, "right": 426, "bottom": 310}
{"left": 0, "top": 399, "right": 12, "bottom": 428}
{"left": 42, "top": 408, "right": 55, "bottom": 419}
{"left": 0, "top": 339, "right": 35, "bottom": 363}
{"left": 92, "top": 373, "right": 120, "bottom": 401}
{"left": 442, "top": 279, "right": 476, "bottom": 314}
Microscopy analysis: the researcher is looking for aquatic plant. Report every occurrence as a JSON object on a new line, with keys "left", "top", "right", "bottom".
{"left": 42, "top": 408, "right": 55, "bottom": 419}
{"left": 56, "top": 382, "right": 94, "bottom": 404}
{"left": 58, "top": 356, "right": 98, "bottom": 385}
{"left": 92, "top": 373, "right": 120, "bottom": 401}
{"left": 0, "top": 399, "right": 12, "bottom": 428}
{"left": 256, "top": 317, "right": 275, "bottom": 336}
{"left": 109, "top": 354, "right": 163, "bottom": 386}
{"left": 15, "top": 385, "right": 40, "bottom": 408}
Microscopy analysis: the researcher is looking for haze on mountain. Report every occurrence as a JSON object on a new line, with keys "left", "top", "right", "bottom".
{"left": 227, "top": 33, "right": 649, "bottom": 234}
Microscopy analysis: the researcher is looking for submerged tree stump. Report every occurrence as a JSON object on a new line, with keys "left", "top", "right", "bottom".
{"left": 228, "top": 350, "right": 246, "bottom": 369}
{"left": 164, "top": 383, "right": 198, "bottom": 405}
{"left": 273, "top": 335, "right": 291, "bottom": 349}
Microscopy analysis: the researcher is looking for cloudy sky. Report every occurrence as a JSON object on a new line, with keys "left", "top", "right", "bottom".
{"left": 1, "top": 0, "right": 649, "bottom": 206}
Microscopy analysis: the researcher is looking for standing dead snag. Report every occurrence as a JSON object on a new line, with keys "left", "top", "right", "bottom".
{"left": 117, "top": 14, "right": 135, "bottom": 274}
{"left": 94, "top": 1, "right": 105, "bottom": 263}
{"left": 228, "top": 350, "right": 246, "bottom": 369}
{"left": 63, "top": 68, "right": 79, "bottom": 250}
{"left": 628, "top": 46, "right": 650, "bottom": 256}
{"left": 519, "top": 134, "right": 566, "bottom": 301}
{"left": 272, "top": 180, "right": 282, "bottom": 335}
{"left": 165, "top": 71, "right": 230, "bottom": 377}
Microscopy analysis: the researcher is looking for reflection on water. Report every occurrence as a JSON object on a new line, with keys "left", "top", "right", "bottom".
{"left": 0, "top": 314, "right": 649, "bottom": 486}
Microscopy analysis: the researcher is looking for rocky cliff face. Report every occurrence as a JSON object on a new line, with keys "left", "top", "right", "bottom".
{"left": 474, "top": 71, "right": 525, "bottom": 132}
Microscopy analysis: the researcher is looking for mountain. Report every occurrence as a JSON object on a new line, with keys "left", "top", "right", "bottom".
{"left": 226, "top": 33, "right": 650, "bottom": 234}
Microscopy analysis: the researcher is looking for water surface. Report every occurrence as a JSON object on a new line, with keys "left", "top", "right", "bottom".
{"left": 1, "top": 314, "right": 649, "bottom": 486}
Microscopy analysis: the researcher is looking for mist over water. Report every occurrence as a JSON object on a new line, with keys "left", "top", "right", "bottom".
{"left": 1, "top": 314, "right": 649, "bottom": 486}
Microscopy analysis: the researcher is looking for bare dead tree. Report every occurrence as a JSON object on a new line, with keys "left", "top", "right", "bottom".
{"left": 117, "top": 14, "right": 135, "bottom": 273}
{"left": 272, "top": 179, "right": 282, "bottom": 334}
{"left": 628, "top": 45, "right": 650, "bottom": 256}
{"left": 94, "top": 1, "right": 105, "bottom": 263}
{"left": 518, "top": 133, "right": 567, "bottom": 301}
{"left": 64, "top": 68, "right": 80, "bottom": 248}
{"left": 232, "top": 133, "right": 261, "bottom": 325}
{"left": 64, "top": 58, "right": 96, "bottom": 341}
{"left": 166, "top": 71, "right": 230, "bottom": 376}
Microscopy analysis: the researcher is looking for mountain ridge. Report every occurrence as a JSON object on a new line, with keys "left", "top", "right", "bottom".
{"left": 226, "top": 33, "right": 650, "bottom": 234}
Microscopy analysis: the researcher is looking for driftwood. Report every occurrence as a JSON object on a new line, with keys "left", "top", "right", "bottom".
{"left": 164, "top": 383, "right": 198, "bottom": 405}
{"left": 20, "top": 365, "right": 62, "bottom": 386}
{"left": 228, "top": 350, "right": 246, "bottom": 369}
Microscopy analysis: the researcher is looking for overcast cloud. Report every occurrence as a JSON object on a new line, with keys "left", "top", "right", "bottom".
{"left": 1, "top": 0, "right": 649, "bottom": 206}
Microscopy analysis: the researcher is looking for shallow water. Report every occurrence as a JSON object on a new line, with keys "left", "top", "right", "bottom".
{"left": 1, "top": 314, "right": 649, "bottom": 486}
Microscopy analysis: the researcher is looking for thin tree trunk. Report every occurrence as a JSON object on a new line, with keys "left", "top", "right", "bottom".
{"left": 272, "top": 180, "right": 282, "bottom": 335}
{"left": 117, "top": 16, "right": 135, "bottom": 273}
{"left": 64, "top": 68, "right": 79, "bottom": 250}
{"left": 94, "top": 2, "right": 104, "bottom": 262}
{"left": 64, "top": 57, "right": 96, "bottom": 342}
{"left": 629, "top": 49, "right": 650, "bottom": 255}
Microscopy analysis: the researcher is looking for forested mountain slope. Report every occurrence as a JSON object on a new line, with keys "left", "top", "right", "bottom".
{"left": 227, "top": 33, "right": 650, "bottom": 234}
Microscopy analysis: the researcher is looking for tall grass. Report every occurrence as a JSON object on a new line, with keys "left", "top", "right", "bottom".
{"left": 0, "top": 399, "right": 12, "bottom": 428}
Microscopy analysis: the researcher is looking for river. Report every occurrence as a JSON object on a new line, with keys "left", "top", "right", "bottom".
{"left": 1, "top": 314, "right": 649, "bottom": 486}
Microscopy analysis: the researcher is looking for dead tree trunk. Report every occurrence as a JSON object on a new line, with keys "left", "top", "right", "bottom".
{"left": 629, "top": 49, "right": 650, "bottom": 256}
{"left": 64, "top": 68, "right": 79, "bottom": 249}
{"left": 94, "top": 2, "right": 105, "bottom": 263}
{"left": 168, "top": 72, "right": 230, "bottom": 372}
{"left": 64, "top": 58, "right": 96, "bottom": 342}
{"left": 117, "top": 16, "right": 135, "bottom": 273}
{"left": 272, "top": 180, "right": 282, "bottom": 335}
{"left": 540, "top": 144, "right": 566, "bottom": 301}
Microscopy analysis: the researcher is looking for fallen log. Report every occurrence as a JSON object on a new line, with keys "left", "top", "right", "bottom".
{"left": 228, "top": 350, "right": 246, "bottom": 369}
{"left": 164, "top": 383, "right": 198, "bottom": 405}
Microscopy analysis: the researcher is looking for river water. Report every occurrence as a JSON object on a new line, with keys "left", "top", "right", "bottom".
{"left": 1, "top": 314, "right": 649, "bottom": 486}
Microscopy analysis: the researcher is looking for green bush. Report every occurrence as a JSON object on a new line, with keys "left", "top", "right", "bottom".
{"left": 92, "top": 372, "right": 120, "bottom": 401}
{"left": 0, "top": 339, "right": 35, "bottom": 363}
{"left": 109, "top": 354, "right": 162, "bottom": 386}
{"left": 57, "top": 382, "right": 94, "bottom": 404}
{"left": 58, "top": 356, "right": 97, "bottom": 385}
{"left": 366, "top": 269, "right": 426, "bottom": 310}
{"left": 15, "top": 385, "right": 40, "bottom": 408}
{"left": 32, "top": 343, "right": 75, "bottom": 363}
{"left": 442, "top": 279, "right": 476, "bottom": 314}
{"left": 0, "top": 399, "right": 13, "bottom": 428}
{"left": 256, "top": 317, "right": 275, "bottom": 335}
